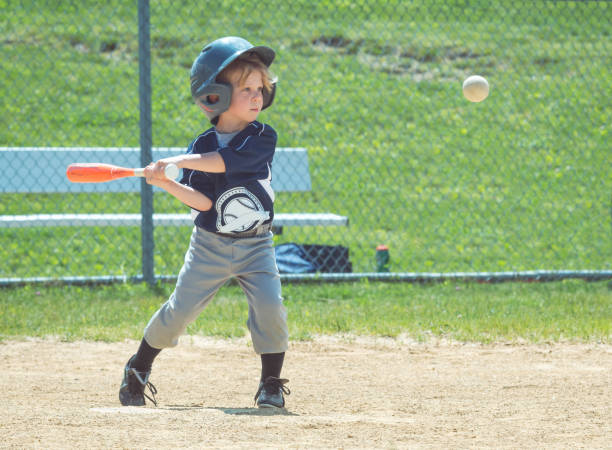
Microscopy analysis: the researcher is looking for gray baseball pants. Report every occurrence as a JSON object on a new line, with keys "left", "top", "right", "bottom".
{"left": 143, "top": 226, "right": 288, "bottom": 354}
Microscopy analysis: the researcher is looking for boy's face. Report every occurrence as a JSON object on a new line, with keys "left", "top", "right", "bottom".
{"left": 217, "top": 70, "right": 264, "bottom": 130}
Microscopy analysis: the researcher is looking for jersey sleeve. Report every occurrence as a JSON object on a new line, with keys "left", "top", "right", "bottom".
{"left": 217, "top": 125, "right": 277, "bottom": 182}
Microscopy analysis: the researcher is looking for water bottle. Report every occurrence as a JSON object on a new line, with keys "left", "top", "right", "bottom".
{"left": 376, "top": 245, "right": 390, "bottom": 272}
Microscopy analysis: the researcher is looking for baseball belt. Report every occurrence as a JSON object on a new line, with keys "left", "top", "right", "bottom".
{"left": 214, "top": 222, "right": 272, "bottom": 239}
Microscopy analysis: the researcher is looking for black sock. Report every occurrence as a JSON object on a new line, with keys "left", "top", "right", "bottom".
{"left": 131, "top": 338, "right": 162, "bottom": 372}
{"left": 260, "top": 352, "right": 285, "bottom": 382}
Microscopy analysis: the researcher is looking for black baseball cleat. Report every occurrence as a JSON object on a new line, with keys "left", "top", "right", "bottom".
{"left": 254, "top": 376, "right": 290, "bottom": 409}
{"left": 119, "top": 355, "right": 157, "bottom": 406}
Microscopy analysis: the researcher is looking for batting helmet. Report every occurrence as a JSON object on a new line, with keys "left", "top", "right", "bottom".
{"left": 190, "top": 36, "right": 276, "bottom": 123}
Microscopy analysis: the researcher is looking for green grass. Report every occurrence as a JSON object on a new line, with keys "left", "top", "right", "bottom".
{"left": 1, "top": 3, "right": 609, "bottom": 346}
{"left": 1, "top": 1, "right": 610, "bottom": 278}
{"left": 1, "top": 280, "right": 610, "bottom": 344}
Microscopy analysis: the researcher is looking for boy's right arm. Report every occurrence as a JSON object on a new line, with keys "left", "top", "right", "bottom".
{"left": 144, "top": 163, "right": 213, "bottom": 212}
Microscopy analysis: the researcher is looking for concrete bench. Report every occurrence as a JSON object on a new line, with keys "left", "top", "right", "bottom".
{"left": 0, "top": 147, "right": 348, "bottom": 233}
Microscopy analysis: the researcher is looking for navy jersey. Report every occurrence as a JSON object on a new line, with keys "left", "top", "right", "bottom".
{"left": 180, "top": 121, "right": 277, "bottom": 234}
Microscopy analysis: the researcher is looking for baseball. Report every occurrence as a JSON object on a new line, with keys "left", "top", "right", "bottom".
{"left": 462, "top": 75, "right": 489, "bottom": 102}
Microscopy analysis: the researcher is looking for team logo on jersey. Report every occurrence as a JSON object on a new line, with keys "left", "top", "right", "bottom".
{"left": 215, "top": 187, "right": 270, "bottom": 233}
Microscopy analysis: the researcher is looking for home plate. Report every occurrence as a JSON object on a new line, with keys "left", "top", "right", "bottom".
{"left": 90, "top": 407, "right": 166, "bottom": 414}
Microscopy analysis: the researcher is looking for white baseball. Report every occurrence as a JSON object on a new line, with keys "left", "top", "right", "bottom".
{"left": 462, "top": 75, "right": 489, "bottom": 102}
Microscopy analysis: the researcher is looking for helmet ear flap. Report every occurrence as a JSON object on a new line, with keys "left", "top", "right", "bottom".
{"left": 262, "top": 83, "right": 276, "bottom": 111}
{"left": 193, "top": 83, "right": 232, "bottom": 121}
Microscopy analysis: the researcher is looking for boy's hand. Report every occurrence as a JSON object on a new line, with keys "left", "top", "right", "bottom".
{"left": 144, "top": 161, "right": 175, "bottom": 187}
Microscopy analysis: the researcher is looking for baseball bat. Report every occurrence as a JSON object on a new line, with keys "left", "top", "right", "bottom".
{"left": 66, "top": 163, "right": 179, "bottom": 183}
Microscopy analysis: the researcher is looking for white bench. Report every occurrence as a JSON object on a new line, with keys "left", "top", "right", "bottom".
{"left": 0, "top": 147, "right": 348, "bottom": 233}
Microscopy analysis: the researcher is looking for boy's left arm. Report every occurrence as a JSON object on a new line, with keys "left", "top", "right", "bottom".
{"left": 150, "top": 151, "right": 226, "bottom": 174}
{"left": 146, "top": 124, "right": 276, "bottom": 187}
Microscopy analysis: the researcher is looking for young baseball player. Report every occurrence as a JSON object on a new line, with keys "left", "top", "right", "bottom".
{"left": 119, "top": 36, "right": 289, "bottom": 409}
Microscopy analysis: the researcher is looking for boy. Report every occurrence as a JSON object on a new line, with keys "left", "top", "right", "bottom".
{"left": 119, "top": 36, "right": 289, "bottom": 409}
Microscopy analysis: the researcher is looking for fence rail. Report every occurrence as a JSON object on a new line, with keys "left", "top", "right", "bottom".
{"left": 2, "top": 270, "right": 612, "bottom": 289}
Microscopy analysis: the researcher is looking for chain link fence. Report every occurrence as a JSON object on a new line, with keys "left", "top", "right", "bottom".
{"left": 1, "top": 0, "right": 610, "bottom": 284}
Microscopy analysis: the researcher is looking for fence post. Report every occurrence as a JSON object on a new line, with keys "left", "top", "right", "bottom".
{"left": 138, "top": 0, "right": 154, "bottom": 285}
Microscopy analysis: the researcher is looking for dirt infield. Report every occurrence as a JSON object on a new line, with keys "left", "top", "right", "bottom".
{"left": 1, "top": 337, "right": 611, "bottom": 449}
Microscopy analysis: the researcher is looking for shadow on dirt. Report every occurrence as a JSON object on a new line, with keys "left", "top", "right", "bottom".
{"left": 161, "top": 405, "right": 298, "bottom": 416}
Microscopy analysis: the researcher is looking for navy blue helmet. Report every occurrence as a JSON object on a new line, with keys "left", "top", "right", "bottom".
{"left": 190, "top": 36, "right": 276, "bottom": 122}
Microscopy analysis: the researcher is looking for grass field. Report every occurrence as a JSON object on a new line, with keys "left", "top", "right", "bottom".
{"left": 1, "top": 1, "right": 610, "bottom": 279}
{"left": 1, "top": 280, "right": 610, "bottom": 344}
